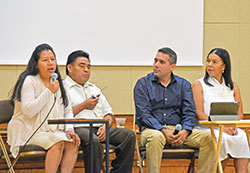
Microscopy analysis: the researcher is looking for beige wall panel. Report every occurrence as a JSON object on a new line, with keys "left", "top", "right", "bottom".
{"left": 58, "top": 65, "right": 66, "bottom": 79}
{"left": 205, "top": 0, "right": 240, "bottom": 23}
{"left": 131, "top": 66, "right": 152, "bottom": 88}
{"left": 16, "top": 65, "right": 26, "bottom": 73}
{"left": 204, "top": 24, "right": 240, "bottom": 84}
{"left": 240, "top": 0, "right": 250, "bottom": 23}
{"left": 239, "top": 24, "right": 250, "bottom": 113}
{"left": 16, "top": 65, "right": 26, "bottom": 82}
{"left": 174, "top": 66, "right": 204, "bottom": 84}
{"left": 89, "top": 66, "right": 132, "bottom": 114}
{"left": 0, "top": 66, "right": 17, "bottom": 99}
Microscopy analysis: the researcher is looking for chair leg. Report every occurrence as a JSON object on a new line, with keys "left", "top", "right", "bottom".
{"left": 0, "top": 135, "right": 15, "bottom": 173}
{"left": 135, "top": 138, "right": 143, "bottom": 173}
{"left": 187, "top": 153, "right": 195, "bottom": 173}
{"left": 102, "top": 154, "right": 107, "bottom": 172}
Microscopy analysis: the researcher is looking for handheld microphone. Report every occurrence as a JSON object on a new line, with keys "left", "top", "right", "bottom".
{"left": 173, "top": 124, "right": 182, "bottom": 135}
{"left": 50, "top": 73, "right": 58, "bottom": 99}
{"left": 51, "top": 73, "right": 58, "bottom": 82}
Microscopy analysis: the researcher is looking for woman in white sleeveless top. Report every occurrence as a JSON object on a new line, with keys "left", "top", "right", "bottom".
{"left": 7, "top": 43, "right": 80, "bottom": 172}
{"left": 192, "top": 48, "right": 250, "bottom": 173}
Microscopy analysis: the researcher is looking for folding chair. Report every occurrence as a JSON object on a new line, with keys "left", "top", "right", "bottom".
{"left": 133, "top": 115, "right": 199, "bottom": 173}
{"left": 0, "top": 99, "right": 47, "bottom": 172}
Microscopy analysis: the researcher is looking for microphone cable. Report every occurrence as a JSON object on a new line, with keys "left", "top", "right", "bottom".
{"left": 7, "top": 95, "right": 57, "bottom": 172}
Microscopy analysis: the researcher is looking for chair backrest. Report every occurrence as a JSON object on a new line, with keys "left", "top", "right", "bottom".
{"left": 0, "top": 100, "right": 14, "bottom": 124}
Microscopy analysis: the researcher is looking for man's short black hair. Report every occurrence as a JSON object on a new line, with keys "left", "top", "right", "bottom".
{"left": 66, "top": 50, "right": 90, "bottom": 75}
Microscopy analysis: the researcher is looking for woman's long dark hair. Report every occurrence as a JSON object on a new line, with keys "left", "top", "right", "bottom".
{"left": 11, "top": 43, "right": 68, "bottom": 106}
{"left": 204, "top": 48, "right": 234, "bottom": 90}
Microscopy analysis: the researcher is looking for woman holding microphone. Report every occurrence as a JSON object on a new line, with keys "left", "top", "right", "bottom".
{"left": 7, "top": 43, "right": 80, "bottom": 173}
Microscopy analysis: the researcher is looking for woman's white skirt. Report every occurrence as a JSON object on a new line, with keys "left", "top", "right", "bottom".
{"left": 29, "top": 131, "right": 72, "bottom": 150}
{"left": 212, "top": 128, "right": 250, "bottom": 160}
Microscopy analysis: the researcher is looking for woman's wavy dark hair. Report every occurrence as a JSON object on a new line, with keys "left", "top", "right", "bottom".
{"left": 204, "top": 48, "right": 234, "bottom": 90}
{"left": 11, "top": 43, "right": 68, "bottom": 106}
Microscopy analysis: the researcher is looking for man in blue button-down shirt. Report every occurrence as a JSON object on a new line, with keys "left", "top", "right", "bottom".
{"left": 134, "top": 47, "right": 215, "bottom": 173}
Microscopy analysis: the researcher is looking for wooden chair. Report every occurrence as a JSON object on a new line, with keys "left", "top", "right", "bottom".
{"left": 133, "top": 115, "right": 199, "bottom": 173}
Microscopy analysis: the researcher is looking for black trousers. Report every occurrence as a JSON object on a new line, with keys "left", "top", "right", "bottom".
{"left": 75, "top": 127, "right": 136, "bottom": 173}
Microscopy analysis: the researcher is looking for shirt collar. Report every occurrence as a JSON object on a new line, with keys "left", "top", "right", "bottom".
{"left": 65, "top": 75, "right": 93, "bottom": 89}
{"left": 208, "top": 76, "right": 225, "bottom": 86}
{"left": 152, "top": 72, "right": 176, "bottom": 84}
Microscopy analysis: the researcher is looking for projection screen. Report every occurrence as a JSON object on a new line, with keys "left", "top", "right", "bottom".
{"left": 0, "top": 0, "right": 203, "bottom": 66}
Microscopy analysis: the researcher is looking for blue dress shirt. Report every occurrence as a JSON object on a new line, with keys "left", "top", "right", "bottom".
{"left": 134, "top": 72, "right": 196, "bottom": 132}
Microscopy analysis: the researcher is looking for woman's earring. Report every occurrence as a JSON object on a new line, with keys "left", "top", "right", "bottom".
{"left": 222, "top": 70, "right": 224, "bottom": 73}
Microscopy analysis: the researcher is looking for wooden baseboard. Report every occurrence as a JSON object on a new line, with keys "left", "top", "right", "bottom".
{"left": 244, "top": 114, "right": 250, "bottom": 120}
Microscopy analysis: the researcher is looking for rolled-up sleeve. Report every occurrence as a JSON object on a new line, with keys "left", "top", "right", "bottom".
{"left": 134, "top": 80, "right": 164, "bottom": 131}
{"left": 98, "top": 92, "right": 114, "bottom": 116}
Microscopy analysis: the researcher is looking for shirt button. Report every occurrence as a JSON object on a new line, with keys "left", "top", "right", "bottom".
{"left": 165, "top": 98, "right": 168, "bottom": 101}
{"left": 164, "top": 113, "right": 166, "bottom": 116}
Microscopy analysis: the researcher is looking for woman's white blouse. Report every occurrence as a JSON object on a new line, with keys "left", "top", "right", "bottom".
{"left": 199, "top": 76, "right": 234, "bottom": 115}
{"left": 7, "top": 75, "right": 74, "bottom": 157}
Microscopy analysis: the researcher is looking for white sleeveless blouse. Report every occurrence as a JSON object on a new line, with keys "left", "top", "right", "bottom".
{"left": 198, "top": 77, "right": 250, "bottom": 160}
{"left": 199, "top": 77, "right": 234, "bottom": 115}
